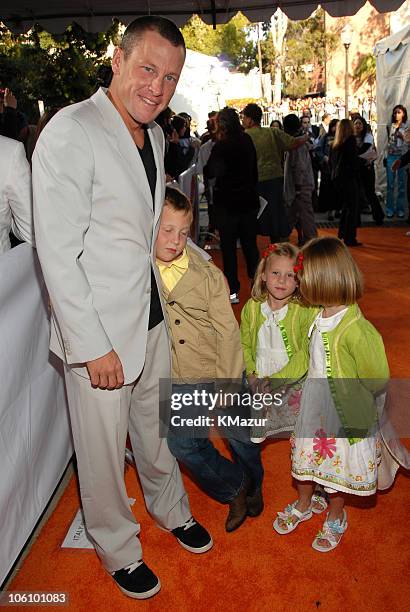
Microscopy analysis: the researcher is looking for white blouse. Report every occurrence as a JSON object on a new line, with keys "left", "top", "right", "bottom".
{"left": 255, "top": 301, "right": 289, "bottom": 377}
{"left": 307, "top": 308, "right": 349, "bottom": 378}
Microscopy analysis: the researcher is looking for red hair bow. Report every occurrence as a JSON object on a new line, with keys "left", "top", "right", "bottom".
{"left": 262, "top": 243, "right": 277, "bottom": 258}
{"left": 293, "top": 253, "right": 304, "bottom": 274}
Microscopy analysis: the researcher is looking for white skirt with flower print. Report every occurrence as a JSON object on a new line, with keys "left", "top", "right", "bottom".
{"left": 291, "top": 377, "right": 380, "bottom": 496}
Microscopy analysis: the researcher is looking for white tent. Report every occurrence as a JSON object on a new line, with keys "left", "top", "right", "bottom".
{"left": 1, "top": 0, "right": 406, "bottom": 33}
{"left": 375, "top": 24, "right": 410, "bottom": 191}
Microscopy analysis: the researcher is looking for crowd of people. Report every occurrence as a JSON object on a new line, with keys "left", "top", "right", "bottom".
{"left": 172, "top": 102, "right": 407, "bottom": 300}
{"left": 149, "top": 96, "right": 410, "bottom": 304}
{"left": 1, "top": 14, "right": 410, "bottom": 603}
{"left": 266, "top": 95, "right": 376, "bottom": 125}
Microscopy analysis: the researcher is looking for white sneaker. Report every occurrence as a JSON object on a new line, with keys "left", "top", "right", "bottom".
{"left": 230, "top": 293, "right": 240, "bottom": 304}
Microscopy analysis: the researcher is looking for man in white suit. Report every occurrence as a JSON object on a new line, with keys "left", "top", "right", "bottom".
{"left": 0, "top": 135, "right": 33, "bottom": 254}
{"left": 33, "top": 17, "right": 211, "bottom": 600}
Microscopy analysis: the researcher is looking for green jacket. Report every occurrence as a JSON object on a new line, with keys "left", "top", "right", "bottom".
{"left": 240, "top": 298, "right": 317, "bottom": 376}
{"left": 270, "top": 303, "right": 390, "bottom": 444}
{"left": 245, "top": 126, "right": 295, "bottom": 181}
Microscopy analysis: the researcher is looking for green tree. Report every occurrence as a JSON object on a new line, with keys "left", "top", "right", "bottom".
{"left": 258, "top": 8, "right": 337, "bottom": 99}
{"left": 181, "top": 13, "right": 257, "bottom": 72}
{"left": 283, "top": 8, "right": 337, "bottom": 97}
{"left": 0, "top": 21, "right": 120, "bottom": 123}
{"left": 218, "top": 14, "right": 257, "bottom": 72}
{"left": 353, "top": 53, "right": 376, "bottom": 95}
{"left": 180, "top": 14, "right": 220, "bottom": 56}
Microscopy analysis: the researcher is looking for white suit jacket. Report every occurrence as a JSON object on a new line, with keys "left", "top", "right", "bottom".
{"left": 0, "top": 135, "right": 33, "bottom": 254}
{"left": 33, "top": 88, "right": 167, "bottom": 383}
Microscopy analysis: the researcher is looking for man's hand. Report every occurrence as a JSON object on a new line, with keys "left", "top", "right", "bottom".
{"left": 86, "top": 349, "right": 124, "bottom": 390}
{"left": 3, "top": 88, "right": 17, "bottom": 109}
{"left": 392, "top": 159, "right": 401, "bottom": 172}
{"left": 291, "top": 133, "right": 310, "bottom": 150}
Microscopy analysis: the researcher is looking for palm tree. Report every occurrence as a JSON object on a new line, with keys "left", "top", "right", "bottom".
{"left": 353, "top": 53, "right": 376, "bottom": 117}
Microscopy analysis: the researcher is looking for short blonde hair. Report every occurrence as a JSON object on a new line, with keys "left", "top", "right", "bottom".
{"left": 251, "top": 242, "right": 299, "bottom": 302}
{"left": 164, "top": 186, "right": 193, "bottom": 223}
{"left": 299, "top": 237, "right": 363, "bottom": 306}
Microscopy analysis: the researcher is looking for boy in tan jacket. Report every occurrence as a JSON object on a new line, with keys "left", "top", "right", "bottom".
{"left": 156, "top": 186, "right": 263, "bottom": 532}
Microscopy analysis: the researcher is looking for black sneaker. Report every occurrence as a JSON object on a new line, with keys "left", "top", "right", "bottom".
{"left": 171, "top": 517, "right": 213, "bottom": 553}
{"left": 112, "top": 560, "right": 161, "bottom": 599}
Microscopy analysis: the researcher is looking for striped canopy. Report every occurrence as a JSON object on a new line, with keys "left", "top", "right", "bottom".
{"left": 1, "top": 0, "right": 405, "bottom": 33}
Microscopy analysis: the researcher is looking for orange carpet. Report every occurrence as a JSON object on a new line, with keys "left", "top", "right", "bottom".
{"left": 7, "top": 227, "right": 410, "bottom": 611}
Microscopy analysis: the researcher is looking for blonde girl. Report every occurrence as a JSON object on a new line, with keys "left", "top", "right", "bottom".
{"left": 240, "top": 242, "right": 319, "bottom": 443}
{"left": 273, "top": 236, "right": 397, "bottom": 552}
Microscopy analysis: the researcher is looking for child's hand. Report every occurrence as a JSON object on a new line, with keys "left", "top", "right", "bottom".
{"left": 247, "top": 374, "right": 259, "bottom": 394}
{"left": 258, "top": 377, "right": 272, "bottom": 395}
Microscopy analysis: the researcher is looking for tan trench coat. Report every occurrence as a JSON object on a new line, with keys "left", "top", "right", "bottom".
{"left": 161, "top": 246, "right": 244, "bottom": 383}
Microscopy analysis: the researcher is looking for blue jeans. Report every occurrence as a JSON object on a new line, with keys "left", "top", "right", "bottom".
{"left": 386, "top": 153, "right": 407, "bottom": 216}
{"left": 167, "top": 384, "right": 264, "bottom": 504}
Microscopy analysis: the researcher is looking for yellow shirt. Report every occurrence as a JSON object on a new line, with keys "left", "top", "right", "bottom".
{"left": 156, "top": 249, "right": 189, "bottom": 292}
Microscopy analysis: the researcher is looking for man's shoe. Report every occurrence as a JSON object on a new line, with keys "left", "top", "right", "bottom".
{"left": 171, "top": 517, "right": 213, "bottom": 553}
{"left": 225, "top": 476, "right": 250, "bottom": 532}
{"left": 112, "top": 560, "right": 161, "bottom": 600}
{"left": 246, "top": 486, "right": 264, "bottom": 517}
{"left": 230, "top": 293, "right": 240, "bottom": 305}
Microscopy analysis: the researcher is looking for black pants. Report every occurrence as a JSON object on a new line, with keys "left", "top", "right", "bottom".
{"left": 216, "top": 207, "right": 260, "bottom": 294}
{"left": 361, "top": 164, "right": 384, "bottom": 224}
{"left": 257, "top": 177, "right": 290, "bottom": 242}
{"left": 335, "top": 177, "right": 360, "bottom": 244}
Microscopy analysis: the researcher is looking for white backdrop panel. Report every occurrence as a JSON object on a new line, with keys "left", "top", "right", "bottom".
{"left": 0, "top": 244, "right": 72, "bottom": 585}
{"left": 375, "top": 25, "right": 410, "bottom": 193}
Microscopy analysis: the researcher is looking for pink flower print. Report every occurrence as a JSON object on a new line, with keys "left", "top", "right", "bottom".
{"left": 288, "top": 389, "right": 302, "bottom": 415}
{"left": 313, "top": 429, "right": 337, "bottom": 459}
